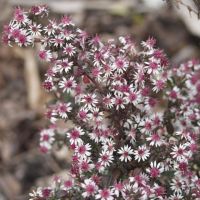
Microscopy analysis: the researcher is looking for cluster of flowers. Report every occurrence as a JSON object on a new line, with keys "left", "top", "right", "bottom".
{"left": 3, "top": 5, "right": 200, "bottom": 200}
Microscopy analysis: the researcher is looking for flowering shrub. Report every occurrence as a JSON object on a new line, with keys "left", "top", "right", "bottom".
{"left": 2, "top": 5, "right": 200, "bottom": 200}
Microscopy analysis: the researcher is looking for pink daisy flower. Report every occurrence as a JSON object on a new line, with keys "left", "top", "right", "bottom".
{"left": 95, "top": 188, "right": 114, "bottom": 200}
{"left": 133, "top": 145, "right": 150, "bottom": 162}
{"left": 118, "top": 145, "right": 134, "bottom": 162}
{"left": 81, "top": 179, "right": 98, "bottom": 198}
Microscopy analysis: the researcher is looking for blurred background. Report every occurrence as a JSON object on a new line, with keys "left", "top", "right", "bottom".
{"left": 0, "top": 0, "right": 200, "bottom": 199}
